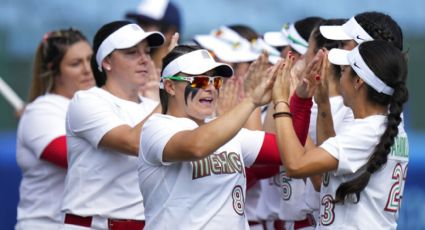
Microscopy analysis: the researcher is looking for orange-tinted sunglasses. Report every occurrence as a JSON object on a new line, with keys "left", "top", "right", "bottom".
{"left": 165, "top": 75, "right": 223, "bottom": 90}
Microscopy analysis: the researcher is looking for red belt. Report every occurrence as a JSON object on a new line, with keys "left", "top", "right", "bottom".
{"left": 64, "top": 213, "right": 145, "bottom": 230}
{"left": 294, "top": 214, "right": 316, "bottom": 229}
{"left": 273, "top": 214, "right": 316, "bottom": 230}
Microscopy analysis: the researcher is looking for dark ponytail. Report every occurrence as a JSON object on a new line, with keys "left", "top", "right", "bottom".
{"left": 334, "top": 40, "right": 408, "bottom": 203}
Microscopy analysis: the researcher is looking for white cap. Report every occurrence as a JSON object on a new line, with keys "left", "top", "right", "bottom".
{"left": 96, "top": 23, "right": 165, "bottom": 71}
{"left": 161, "top": 49, "right": 233, "bottom": 78}
{"left": 328, "top": 46, "right": 394, "bottom": 95}
{"left": 320, "top": 17, "right": 374, "bottom": 44}
{"left": 194, "top": 26, "right": 280, "bottom": 63}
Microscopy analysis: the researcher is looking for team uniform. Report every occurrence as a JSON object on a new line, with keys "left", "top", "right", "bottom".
{"left": 138, "top": 113, "right": 266, "bottom": 230}
{"left": 302, "top": 96, "right": 354, "bottom": 224}
{"left": 15, "top": 94, "right": 70, "bottom": 230}
{"left": 318, "top": 115, "right": 408, "bottom": 229}
{"left": 264, "top": 96, "right": 353, "bottom": 230}
{"left": 255, "top": 174, "right": 282, "bottom": 229}
{"left": 60, "top": 87, "right": 158, "bottom": 230}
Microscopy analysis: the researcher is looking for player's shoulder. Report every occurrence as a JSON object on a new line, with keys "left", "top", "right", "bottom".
{"left": 25, "top": 93, "right": 70, "bottom": 114}
{"left": 146, "top": 114, "right": 197, "bottom": 128}
{"left": 72, "top": 87, "right": 103, "bottom": 101}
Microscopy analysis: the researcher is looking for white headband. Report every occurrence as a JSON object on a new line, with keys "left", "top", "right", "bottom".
{"left": 329, "top": 46, "right": 394, "bottom": 95}
{"left": 161, "top": 49, "right": 233, "bottom": 78}
{"left": 348, "top": 46, "right": 394, "bottom": 95}
{"left": 96, "top": 24, "right": 164, "bottom": 71}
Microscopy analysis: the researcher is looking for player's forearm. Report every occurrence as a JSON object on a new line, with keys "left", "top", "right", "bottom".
{"left": 99, "top": 105, "right": 161, "bottom": 156}
{"left": 180, "top": 98, "right": 257, "bottom": 158}
{"left": 316, "top": 100, "right": 335, "bottom": 145}
{"left": 244, "top": 107, "right": 262, "bottom": 131}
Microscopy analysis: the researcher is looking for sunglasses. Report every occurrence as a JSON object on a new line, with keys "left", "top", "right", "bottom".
{"left": 165, "top": 75, "right": 223, "bottom": 90}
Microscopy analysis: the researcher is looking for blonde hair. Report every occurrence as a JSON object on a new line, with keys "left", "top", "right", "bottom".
{"left": 28, "top": 28, "right": 87, "bottom": 102}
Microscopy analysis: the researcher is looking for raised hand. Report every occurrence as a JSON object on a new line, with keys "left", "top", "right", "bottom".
{"left": 314, "top": 50, "right": 331, "bottom": 104}
{"left": 289, "top": 57, "right": 306, "bottom": 97}
{"left": 140, "top": 59, "right": 161, "bottom": 101}
{"left": 295, "top": 49, "right": 324, "bottom": 99}
{"left": 249, "top": 64, "right": 277, "bottom": 107}
{"left": 272, "top": 52, "right": 294, "bottom": 103}
{"left": 243, "top": 52, "right": 269, "bottom": 98}
{"left": 168, "top": 32, "right": 179, "bottom": 53}
{"left": 216, "top": 77, "right": 241, "bottom": 116}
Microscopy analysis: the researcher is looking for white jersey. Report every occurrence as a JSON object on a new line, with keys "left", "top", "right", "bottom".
{"left": 319, "top": 115, "right": 408, "bottom": 229}
{"left": 139, "top": 114, "right": 265, "bottom": 230}
{"left": 16, "top": 94, "right": 70, "bottom": 230}
{"left": 61, "top": 87, "right": 157, "bottom": 225}
{"left": 245, "top": 181, "right": 262, "bottom": 223}
{"left": 303, "top": 96, "right": 354, "bottom": 223}
{"left": 256, "top": 177, "right": 281, "bottom": 221}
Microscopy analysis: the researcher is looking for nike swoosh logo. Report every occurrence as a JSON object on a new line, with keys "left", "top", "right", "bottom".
{"left": 353, "top": 62, "right": 360, "bottom": 69}
{"left": 356, "top": 35, "right": 365, "bottom": 41}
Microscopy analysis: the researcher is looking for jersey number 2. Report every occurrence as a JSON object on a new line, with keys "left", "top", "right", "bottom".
{"left": 384, "top": 163, "right": 407, "bottom": 212}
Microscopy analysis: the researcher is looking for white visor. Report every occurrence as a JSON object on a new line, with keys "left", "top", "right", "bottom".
{"left": 264, "top": 25, "right": 290, "bottom": 47}
{"left": 194, "top": 27, "right": 258, "bottom": 63}
{"left": 96, "top": 23, "right": 165, "bottom": 71}
{"left": 282, "top": 24, "right": 309, "bottom": 55}
{"left": 194, "top": 27, "right": 280, "bottom": 64}
{"left": 161, "top": 49, "right": 234, "bottom": 78}
{"left": 320, "top": 17, "right": 374, "bottom": 44}
{"left": 328, "top": 46, "right": 394, "bottom": 95}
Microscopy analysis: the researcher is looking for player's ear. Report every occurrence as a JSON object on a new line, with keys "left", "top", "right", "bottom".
{"left": 164, "top": 80, "right": 176, "bottom": 96}
{"left": 102, "top": 56, "right": 112, "bottom": 71}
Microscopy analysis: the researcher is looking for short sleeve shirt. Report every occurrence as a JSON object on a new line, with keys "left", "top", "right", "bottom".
{"left": 139, "top": 114, "right": 265, "bottom": 229}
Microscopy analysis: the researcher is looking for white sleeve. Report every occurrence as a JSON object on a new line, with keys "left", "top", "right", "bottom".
{"left": 67, "top": 92, "right": 126, "bottom": 148}
{"left": 21, "top": 103, "right": 66, "bottom": 158}
{"left": 320, "top": 127, "right": 380, "bottom": 176}
{"left": 140, "top": 115, "right": 197, "bottom": 166}
{"left": 236, "top": 128, "right": 265, "bottom": 167}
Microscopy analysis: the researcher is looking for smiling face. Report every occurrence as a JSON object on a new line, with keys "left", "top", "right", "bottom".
{"left": 54, "top": 41, "right": 95, "bottom": 98}
{"left": 165, "top": 71, "right": 221, "bottom": 124}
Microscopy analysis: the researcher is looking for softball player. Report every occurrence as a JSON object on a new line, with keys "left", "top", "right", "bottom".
{"left": 138, "top": 45, "right": 313, "bottom": 229}
{"left": 59, "top": 21, "right": 164, "bottom": 230}
{"left": 273, "top": 40, "right": 408, "bottom": 229}
{"left": 15, "top": 28, "right": 94, "bottom": 230}
{"left": 261, "top": 17, "right": 325, "bottom": 230}
{"left": 194, "top": 25, "right": 281, "bottom": 229}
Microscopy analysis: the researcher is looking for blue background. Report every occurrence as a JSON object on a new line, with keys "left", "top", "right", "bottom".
{"left": 1, "top": 0, "right": 424, "bottom": 229}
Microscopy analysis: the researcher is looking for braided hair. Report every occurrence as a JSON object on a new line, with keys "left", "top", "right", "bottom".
{"left": 334, "top": 40, "right": 408, "bottom": 203}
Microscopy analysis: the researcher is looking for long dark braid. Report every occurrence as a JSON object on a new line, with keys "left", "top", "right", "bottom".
{"left": 334, "top": 41, "right": 408, "bottom": 203}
